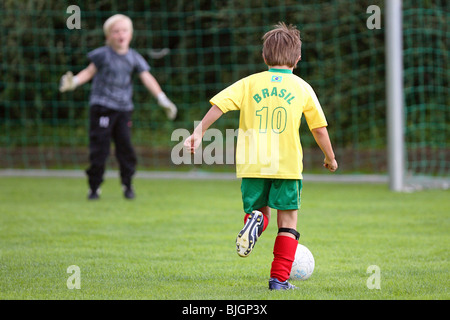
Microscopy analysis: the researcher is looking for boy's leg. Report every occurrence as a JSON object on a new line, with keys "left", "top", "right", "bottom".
{"left": 237, "top": 179, "right": 271, "bottom": 257}
{"left": 269, "top": 209, "right": 299, "bottom": 285}
{"left": 236, "top": 210, "right": 265, "bottom": 257}
{"left": 113, "top": 111, "right": 137, "bottom": 198}
{"left": 243, "top": 205, "right": 270, "bottom": 231}
{"left": 85, "top": 105, "right": 113, "bottom": 197}
{"left": 267, "top": 179, "right": 302, "bottom": 283}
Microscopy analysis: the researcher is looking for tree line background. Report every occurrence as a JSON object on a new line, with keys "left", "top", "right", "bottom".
{"left": 0, "top": 0, "right": 447, "bottom": 175}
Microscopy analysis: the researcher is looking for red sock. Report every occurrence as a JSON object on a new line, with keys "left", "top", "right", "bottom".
{"left": 244, "top": 212, "right": 269, "bottom": 232}
{"left": 270, "top": 235, "right": 298, "bottom": 282}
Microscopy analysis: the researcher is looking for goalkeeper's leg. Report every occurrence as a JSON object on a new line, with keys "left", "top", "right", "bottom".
{"left": 85, "top": 105, "right": 113, "bottom": 199}
{"left": 113, "top": 110, "right": 137, "bottom": 199}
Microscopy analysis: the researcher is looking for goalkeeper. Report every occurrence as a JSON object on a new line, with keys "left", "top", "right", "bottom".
{"left": 60, "top": 14, "right": 177, "bottom": 200}
{"left": 184, "top": 22, "right": 337, "bottom": 290}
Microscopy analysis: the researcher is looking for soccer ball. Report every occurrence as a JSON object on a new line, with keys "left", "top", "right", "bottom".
{"left": 290, "top": 244, "right": 315, "bottom": 281}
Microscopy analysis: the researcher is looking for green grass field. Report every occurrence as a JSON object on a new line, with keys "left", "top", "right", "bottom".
{"left": 0, "top": 175, "right": 448, "bottom": 300}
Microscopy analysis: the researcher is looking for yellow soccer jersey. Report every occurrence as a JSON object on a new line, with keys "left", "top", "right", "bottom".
{"left": 210, "top": 68, "right": 328, "bottom": 179}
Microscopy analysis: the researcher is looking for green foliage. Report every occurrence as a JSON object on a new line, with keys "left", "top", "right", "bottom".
{"left": 0, "top": 0, "right": 448, "bottom": 176}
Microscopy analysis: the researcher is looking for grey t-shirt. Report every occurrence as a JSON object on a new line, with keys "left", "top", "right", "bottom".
{"left": 88, "top": 46, "right": 150, "bottom": 111}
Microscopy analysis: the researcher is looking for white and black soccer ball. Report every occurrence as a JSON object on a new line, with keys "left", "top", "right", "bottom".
{"left": 290, "top": 244, "right": 315, "bottom": 281}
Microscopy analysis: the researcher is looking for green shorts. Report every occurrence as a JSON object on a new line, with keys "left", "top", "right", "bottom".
{"left": 241, "top": 178, "right": 302, "bottom": 214}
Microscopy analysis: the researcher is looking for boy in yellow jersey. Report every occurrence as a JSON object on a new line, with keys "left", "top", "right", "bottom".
{"left": 184, "top": 22, "right": 338, "bottom": 290}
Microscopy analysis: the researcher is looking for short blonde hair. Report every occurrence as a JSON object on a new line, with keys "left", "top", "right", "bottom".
{"left": 262, "top": 22, "right": 302, "bottom": 68}
{"left": 103, "top": 14, "right": 133, "bottom": 37}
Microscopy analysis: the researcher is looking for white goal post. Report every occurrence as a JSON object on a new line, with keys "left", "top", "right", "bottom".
{"left": 386, "top": 0, "right": 405, "bottom": 192}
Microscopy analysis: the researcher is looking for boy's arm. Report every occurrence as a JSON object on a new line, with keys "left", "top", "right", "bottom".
{"left": 59, "top": 63, "right": 97, "bottom": 92}
{"left": 139, "top": 71, "right": 177, "bottom": 120}
{"left": 311, "top": 126, "right": 338, "bottom": 172}
{"left": 184, "top": 105, "right": 224, "bottom": 154}
{"left": 139, "top": 70, "right": 163, "bottom": 97}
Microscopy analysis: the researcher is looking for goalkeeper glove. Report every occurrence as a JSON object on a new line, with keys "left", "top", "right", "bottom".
{"left": 157, "top": 92, "right": 177, "bottom": 120}
{"left": 59, "top": 71, "right": 79, "bottom": 92}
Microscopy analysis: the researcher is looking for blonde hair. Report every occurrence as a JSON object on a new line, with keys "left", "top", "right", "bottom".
{"left": 103, "top": 14, "right": 133, "bottom": 37}
{"left": 262, "top": 22, "right": 302, "bottom": 68}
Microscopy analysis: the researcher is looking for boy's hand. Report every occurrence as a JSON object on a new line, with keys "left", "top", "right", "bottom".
{"left": 59, "top": 71, "right": 78, "bottom": 92}
{"left": 183, "top": 105, "right": 223, "bottom": 154}
{"left": 323, "top": 158, "right": 338, "bottom": 172}
{"left": 157, "top": 92, "right": 177, "bottom": 120}
{"left": 184, "top": 133, "right": 202, "bottom": 154}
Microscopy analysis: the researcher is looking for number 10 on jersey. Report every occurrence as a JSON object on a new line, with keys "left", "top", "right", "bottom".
{"left": 256, "top": 106, "right": 287, "bottom": 134}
